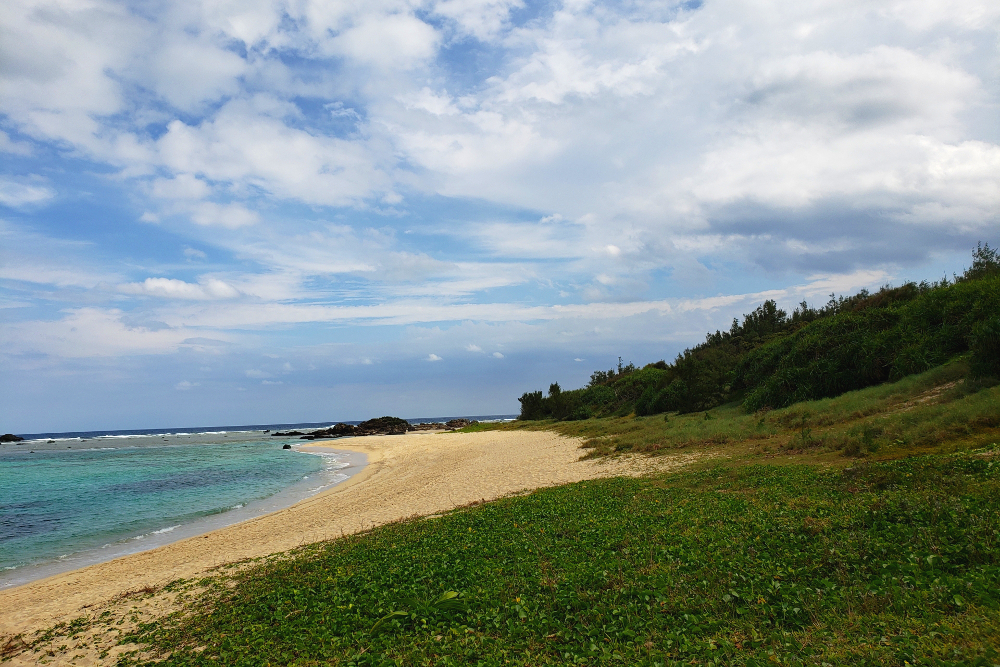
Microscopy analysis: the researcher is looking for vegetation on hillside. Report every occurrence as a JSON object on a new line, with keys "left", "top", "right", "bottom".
{"left": 502, "top": 358, "right": 1000, "bottom": 459}
{"left": 518, "top": 243, "right": 1000, "bottom": 421}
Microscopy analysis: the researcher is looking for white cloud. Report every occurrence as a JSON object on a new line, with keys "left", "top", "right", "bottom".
{"left": 427, "top": 353, "right": 442, "bottom": 361}
{"left": 245, "top": 368, "right": 270, "bottom": 378}
{"left": 151, "top": 174, "right": 211, "bottom": 200}
{"left": 465, "top": 344, "right": 482, "bottom": 352}
{"left": 184, "top": 247, "right": 208, "bottom": 260}
{"left": 145, "top": 36, "right": 245, "bottom": 112}
{"left": 0, "top": 178, "right": 54, "bottom": 207}
{"left": 124, "top": 268, "right": 888, "bottom": 332}
{"left": 0, "top": 131, "right": 33, "bottom": 156}
{"left": 190, "top": 202, "right": 260, "bottom": 229}
{"left": 492, "top": 351, "right": 504, "bottom": 358}
{"left": 0, "top": 308, "right": 207, "bottom": 357}
{"left": 3, "top": 0, "right": 993, "bottom": 269}
{"left": 432, "top": 0, "right": 523, "bottom": 40}
{"left": 175, "top": 380, "right": 200, "bottom": 390}
{"left": 330, "top": 14, "right": 439, "bottom": 70}
{"left": 153, "top": 100, "right": 392, "bottom": 208}
{"left": 118, "top": 277, "right": 242, "bottom": 300}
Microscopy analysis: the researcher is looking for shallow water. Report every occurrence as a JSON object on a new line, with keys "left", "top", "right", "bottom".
{"left": 0, "top": 433, "right": 357, "bottom": 587}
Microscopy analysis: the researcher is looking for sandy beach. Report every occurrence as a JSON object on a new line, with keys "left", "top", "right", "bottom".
{"left": 0, "top": 429, "right": 698, "bottom": 661}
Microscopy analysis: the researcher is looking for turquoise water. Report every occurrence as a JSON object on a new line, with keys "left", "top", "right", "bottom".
{"left": 0, "top": 441, "right": 324, "bottom": 574}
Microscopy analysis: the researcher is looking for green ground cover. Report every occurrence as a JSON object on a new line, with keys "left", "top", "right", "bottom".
{"left": 118, "top": 448, "right": 1000, "bottom": 666}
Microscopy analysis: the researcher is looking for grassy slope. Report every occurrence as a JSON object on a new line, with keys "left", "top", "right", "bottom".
{"left": 503, "top": 359, "right": 999, "bottom": 461}
{"left": 12, "top": 363, "right": 999, "bottom": 666}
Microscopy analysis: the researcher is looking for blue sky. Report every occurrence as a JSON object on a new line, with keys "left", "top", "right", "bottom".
{"left": 1, "top": 0, "right": 998, "bottom": 432}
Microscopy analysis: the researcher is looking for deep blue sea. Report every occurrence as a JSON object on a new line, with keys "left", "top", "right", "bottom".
{"left": 0, "top": 415, "right": 515, "bottom": 587}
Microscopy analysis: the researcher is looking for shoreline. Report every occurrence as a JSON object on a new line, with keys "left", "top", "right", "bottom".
{"left": 0, "top": 443, "right": 368, "bottom": 591}
{"left": 0, "top": 430, "right": 699, "bottom": 645}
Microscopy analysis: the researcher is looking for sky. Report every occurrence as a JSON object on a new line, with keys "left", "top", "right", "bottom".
{"left": 1, "top": 0, "right": 998, "bottom": 432}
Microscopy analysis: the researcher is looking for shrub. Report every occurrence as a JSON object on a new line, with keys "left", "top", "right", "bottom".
{"left": 517, "top": 391, "right": 545, "bottom": 420}
{"left": 970, "top": 315, "right": 1000, "bottom": 379}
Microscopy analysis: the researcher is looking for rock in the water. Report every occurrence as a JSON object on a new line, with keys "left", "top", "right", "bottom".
{"left": 282, "top": 443, "right": 292, "bottom": 449}
{"left": 445, "top": 419, "right": 472, "bottom": 429}
{"left": 0, "top": 434, "right": 24, "bottom": 443}
{"left": 299, "top": 435, "right": 315, "bottom": 440}
{"left": 271, "top": 430, "right": 305, "bottom": 436}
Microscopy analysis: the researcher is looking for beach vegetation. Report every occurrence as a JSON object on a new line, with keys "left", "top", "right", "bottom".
{"left": 114, "top": 445, "right": 1000, "bottom": 666}
{"left": 501, "top": 357, "right": 1000, "bottom": 459}
{"left": 516, "top": 242, "right": 1000, "bottom": 421}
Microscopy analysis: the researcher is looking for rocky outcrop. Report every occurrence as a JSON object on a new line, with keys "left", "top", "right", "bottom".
{"left": 0, "top": 434, "right": 24, "bottom": 443}
{"left": 274, "top": 417, "right": 423, "bottom": 440}
{"left": 412, "top": 422, "right": 445, "bottom": 431}
{"left": 328, "top": 423, "right": 358, "bottom": 436}
{"left": 355, "top": 416, "right": 413, "bottom": 436}
{"left": 445, "top": 419, "right": 474, "bottom": 429}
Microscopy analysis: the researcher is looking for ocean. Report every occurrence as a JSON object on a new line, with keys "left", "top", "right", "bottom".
{"left": 0, "top": 416, "right": 514, "bottom": 589}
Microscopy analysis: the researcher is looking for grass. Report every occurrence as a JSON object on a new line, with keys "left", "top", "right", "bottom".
{"left": 477, "top": 358, "right": 999, "bottom": 461}
{"left": 116, "top": 448, "right": 1000, "bottom": 666}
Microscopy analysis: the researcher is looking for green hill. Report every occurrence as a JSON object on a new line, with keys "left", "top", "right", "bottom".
{"left": 517, "top": 243, "right": 1000, "bottom": 421}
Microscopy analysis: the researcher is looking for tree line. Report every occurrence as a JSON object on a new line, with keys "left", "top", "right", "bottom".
{"left": 518, "top": 243, "right": 1000, "bottom": 420}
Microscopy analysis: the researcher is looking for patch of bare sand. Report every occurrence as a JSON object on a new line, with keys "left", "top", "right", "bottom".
{"left": 0, "top": 430, "right": 701, "bottom": 664}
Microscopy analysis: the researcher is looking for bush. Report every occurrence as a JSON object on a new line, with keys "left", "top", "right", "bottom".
{"left": 970, "top": 316, "right": 1000, "bottom": 379}
{"left": 738, "top": 275, "right": 1000, "bottom": 411}
{"left": 517, "top": 391, "right": 545, "bottom": 420}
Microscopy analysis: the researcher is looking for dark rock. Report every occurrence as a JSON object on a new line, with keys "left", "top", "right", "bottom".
{"left": 445, "top": 419, "right": 472, "bottom": 429}
{"left": 0, "top": 434, "right": 24, "bottom": 443}
{"left": 299, "top": 435, "right": 315, "bottom": 440}
{"left": 329, "top": 423, "right": 357, "bottom": 436}
{"left": 282, "top": 444, "right": 291, "bottom": 449}
{"left": 355, "top": 416, "right": 414, "bottom": 436}
{"left": 271, "top": 430, "right": 305, "bottom": 436}
{"left": 412, "top": 422, "right": 445, "bottom": 431}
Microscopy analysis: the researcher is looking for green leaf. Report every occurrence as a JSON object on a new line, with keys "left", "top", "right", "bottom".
{"left": 370, "top": 610, "right": 408, "bottom": 635}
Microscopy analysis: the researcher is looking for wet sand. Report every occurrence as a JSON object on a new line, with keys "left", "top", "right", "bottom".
{"left": 0, "top": 429, "right": 698, "bottom": 649}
